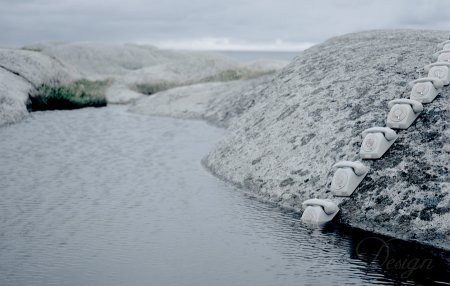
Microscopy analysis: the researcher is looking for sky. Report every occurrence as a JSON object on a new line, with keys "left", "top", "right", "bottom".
{"left": 1, "top": 0, "right": 450, "bottom": 51}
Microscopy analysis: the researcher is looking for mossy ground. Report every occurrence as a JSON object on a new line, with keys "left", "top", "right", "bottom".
{"left": 133, "top": 68, "right": 275, "bottom": 95}
{"left": 134, "top": 81, "right": 178, "bottom": 95}
{"left": 29, "top": 79, "right": 110, "bottom": 111}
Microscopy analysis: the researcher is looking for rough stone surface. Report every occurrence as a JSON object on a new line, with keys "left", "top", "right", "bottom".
{"left": 0, "top": 48, "right": 72, "bottom": 87}
{"left": 33, "top": 43, "right": 284, "bottom": 91}
{"left": 35, "top": 43, "right": 237, "bottom": 82}
{"left": 0, "top": 43, "right": 283, "bottom": 126}
{"left": 0, "top": 48, "right": 72, "bottom": 126}
{"left": 129, "top": 75, "right": 272, "bottom": 127}
{"left": 0, "top": 69, "right": 31, "bottom": 125}
{"left": 203, "top": 30, "right": 450, "bottom": 250}
{"left": 105, "top": 83, "right": 145, "bottom": 104}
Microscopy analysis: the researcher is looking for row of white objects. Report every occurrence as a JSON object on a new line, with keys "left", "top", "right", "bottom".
{"left": 301, "top": 38, "right": 450, "bottom": 225}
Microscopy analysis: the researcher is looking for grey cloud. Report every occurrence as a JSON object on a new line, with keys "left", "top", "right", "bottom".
{"left": 0, "top": 0, "right": 449, "bottom": 48}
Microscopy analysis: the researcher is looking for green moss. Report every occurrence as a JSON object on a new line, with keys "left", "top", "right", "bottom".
{"left": 133, "top": 68, "right": 275, "bottom": 96}
{"left": 133, "top": 81, "right": 178, "bottom": 95}
{"left": 29, "top": 79, "right": 110, "bottom": 111}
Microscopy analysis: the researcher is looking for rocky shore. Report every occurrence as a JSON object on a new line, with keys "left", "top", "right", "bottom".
{"left": 2, "top": 30, "right": 449, "bottom": 251}
{"left": 201, "top": 30, "right": 450, "bottom": 251}
{"left": 0, "top": 43, "right": 283, "bottom": 126}
{"left": 130, "top": 30, "right": 450, "bottom": 251}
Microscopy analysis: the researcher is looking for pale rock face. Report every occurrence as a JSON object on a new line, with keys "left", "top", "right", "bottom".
{"left": 35, "top": 43, "right": 175, "bottom": 80}
{"left": 0, "top": 43, "right": 285, "bottom": 126}
{"left": 129, "top": 75, "right": 271, "bottom": 127}
{"left": 105, "top": 83, "right": 145, "bottom": 104}
{"left": 0, "top": 69, "right": 31, "bottom": 126}
{"left": 122, "top": 51, "right": 239, "bottom": 85}
{"left": 0, "top": 48, "right": 72, "bottom": 126}
{"left": 204, "top": 30, "right": 450, "bottom": 250}
{"left": 244, "top": 59, "right": 289, "bottom": 71}
{"left": 35, "top": 43, "right": 243, "bottom": 84}
{"left": 18, "top": 43, "right": 284, "bottom": 105}
{"left": 0, "top": 48, "right": 72, "bottom": 86}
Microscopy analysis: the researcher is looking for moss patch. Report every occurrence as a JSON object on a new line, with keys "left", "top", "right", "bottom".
{"left": 29, "top": 79, "right": 109, "bottom": 111}
{"left": 133, "top": 68, "right": 275, "bottom": 95}
{"left": 133, "top": 81, "right": 178, "bottom": 96}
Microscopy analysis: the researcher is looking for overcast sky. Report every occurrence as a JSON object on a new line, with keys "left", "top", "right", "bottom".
{"left": 1, "top": 0, "right": 449, "bottom": 50}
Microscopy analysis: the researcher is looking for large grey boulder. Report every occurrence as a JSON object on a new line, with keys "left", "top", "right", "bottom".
{"left": 204, "top": 30, "right": 450, "bottom": 250}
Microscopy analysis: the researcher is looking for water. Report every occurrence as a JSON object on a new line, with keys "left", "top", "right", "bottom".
{"left": 0, "top": 106, "right": 449, "bottom": 286}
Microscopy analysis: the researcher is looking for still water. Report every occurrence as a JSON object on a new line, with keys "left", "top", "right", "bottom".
{"left": 1, "top": 106, "right": 449, "bottom": 286}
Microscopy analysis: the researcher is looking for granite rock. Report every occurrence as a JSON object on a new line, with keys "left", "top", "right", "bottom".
{"left": 203, "top": 30, "right": 450, "bottom": 250}
{"left": 0, "top": 48, "right": 71, "bottom": 126}
{"left": 0, "top": 43, "right": 284, "bottom": 126}
{"left": 129, "top": 75, "right": 272, "bottom": 127}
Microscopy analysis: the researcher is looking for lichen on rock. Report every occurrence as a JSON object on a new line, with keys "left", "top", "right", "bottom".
{"left": 0, "top": 43, "right": 285, "bottom": 126}
{"left": 129, "top": 75, "right": 272, "bottom": 127}
{"left": 203, "top": 30, "right": 450, "bottom": 250}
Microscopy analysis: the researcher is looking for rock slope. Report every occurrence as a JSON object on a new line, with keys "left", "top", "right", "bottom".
{"left": 0, "top": 48, "right": 72, "bottom": 125}
{"left": 203, "top": 30, "right": 450, "bottom": 250}
{"left": 129, "top": 75, "right": 272, "bottom": 127}
{"left": 0, "top": 43, "right": 284, "bottom": 126}
{"left": 27, "top": 43, "right": 284, "bottom": 104}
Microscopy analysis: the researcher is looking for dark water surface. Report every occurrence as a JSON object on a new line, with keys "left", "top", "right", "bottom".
{"left": 1, "top": 106, "right": 449, "bottom": 286}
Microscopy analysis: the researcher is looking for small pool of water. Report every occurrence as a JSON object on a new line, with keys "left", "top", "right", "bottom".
{"left": 0, "top": 106, "right": 449, "bottom": 286}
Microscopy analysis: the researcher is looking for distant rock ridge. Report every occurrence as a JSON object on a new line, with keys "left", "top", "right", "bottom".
{"left": 0, "top": 43, "right": 285, "bottom": 126}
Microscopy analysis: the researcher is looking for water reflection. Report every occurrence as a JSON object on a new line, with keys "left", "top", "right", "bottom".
{"left": 237, "top": 194, "right": 450, "bottom": 285}
{"left": 341, "top": 224, "right": 450, "bottom": 285}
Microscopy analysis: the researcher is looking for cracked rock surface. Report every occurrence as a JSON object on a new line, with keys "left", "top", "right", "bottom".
{"left": 203, "top": 30, "right": 450, "bottom": 250}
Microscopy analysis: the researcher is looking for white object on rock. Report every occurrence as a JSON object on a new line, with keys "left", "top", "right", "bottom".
{"left": 331, "top": 161, "right": 369, "bottom": 197}
{"left": 433, "top": 50, "right": 450, "bottom": 62}
{"left": 301, "top": 199, "right": 339, "bottom": 225}
{"left": 425, "top": 62, "right": 450, "bottom": 85}
{"left": 386, "top": 99, "right": 423, "bottom": 129}
{"left": 360, "top": 127, "right": 398, "bottom": 159}
{"left": 386, "top": 98, "right": 423, "bottom": 129}
{"left": 408, "top": 78, "right": 443, "bottom": 103}
{"left": 437, "top": 40, "right": 450, "bottom": 50}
